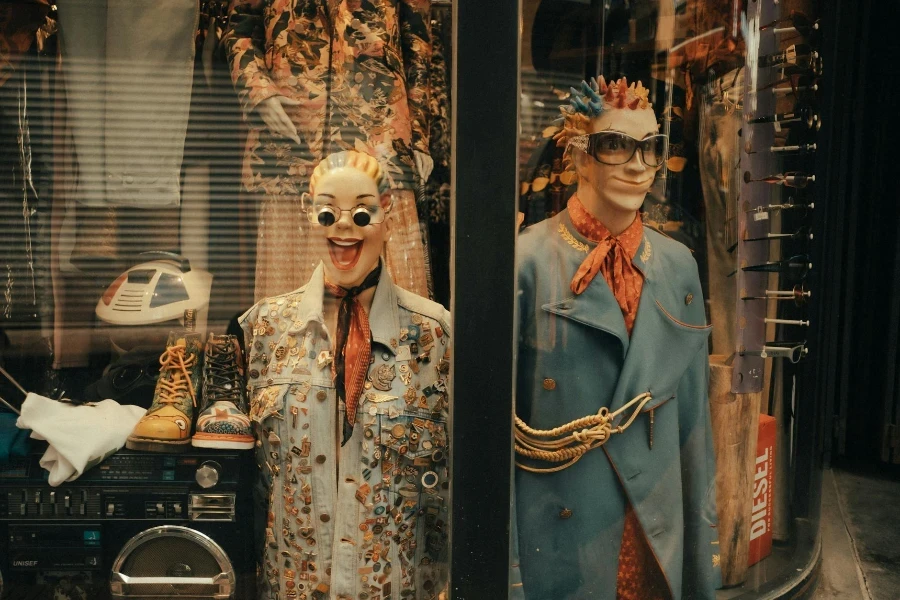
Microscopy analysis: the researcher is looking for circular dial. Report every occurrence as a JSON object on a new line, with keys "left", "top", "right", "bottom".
{"left": 195, "top": 461, "right": 221, "bottom": 489}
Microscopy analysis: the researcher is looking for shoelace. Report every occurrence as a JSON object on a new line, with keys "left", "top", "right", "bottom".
{"left": 157, "top": 343, "right": 198, "bottom": 407}
{"left": 204, "top": 340, "right": 242, "bottom": 403}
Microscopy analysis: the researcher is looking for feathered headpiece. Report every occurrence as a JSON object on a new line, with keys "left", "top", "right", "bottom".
{"left": 553, "top": 76, "right": 653, "bottom": 156}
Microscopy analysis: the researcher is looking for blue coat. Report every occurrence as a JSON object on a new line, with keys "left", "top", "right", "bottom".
{"left": 511, "top": 210, "right": 721, "bottom": 599}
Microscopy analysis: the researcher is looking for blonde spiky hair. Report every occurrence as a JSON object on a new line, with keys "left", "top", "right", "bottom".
{"left": 553, "top": 76, "right": 654, "bottom": 163}
{"left": 309, "top": 151, "right": 387, "bottom": 195}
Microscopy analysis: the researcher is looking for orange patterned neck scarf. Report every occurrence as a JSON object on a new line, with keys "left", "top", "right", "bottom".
{"left": 568, "top": 195, "right": 645, "bottom": 335}
{"left": 324, "top": 263, "right": 381, "bottom": 446}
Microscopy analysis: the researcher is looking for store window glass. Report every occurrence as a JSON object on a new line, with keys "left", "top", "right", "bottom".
{"left": 0, "top": 1, "right": 453, "bottom": 599}
{"left": 512, "top": 1, "right": 821, "bottom": 598}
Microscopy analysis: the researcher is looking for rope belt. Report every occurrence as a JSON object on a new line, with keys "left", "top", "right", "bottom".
{"left": 515, "top": 392, "right": 654, "bottom": 474}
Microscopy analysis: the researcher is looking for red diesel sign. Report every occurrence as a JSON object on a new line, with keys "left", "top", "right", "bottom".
{"left": 749, "top": 414, "right": 776, "bottom": 566}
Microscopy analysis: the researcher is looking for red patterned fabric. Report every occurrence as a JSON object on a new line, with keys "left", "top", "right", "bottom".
{"left": 567, "top": 195, "right": 645, "bottom": 335}
{"left": 616, "top": 504, "right": 672, "bottom": 600}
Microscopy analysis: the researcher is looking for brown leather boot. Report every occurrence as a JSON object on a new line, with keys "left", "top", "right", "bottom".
{"left": 125, "top": 331, "right": 202, "bottom": 452}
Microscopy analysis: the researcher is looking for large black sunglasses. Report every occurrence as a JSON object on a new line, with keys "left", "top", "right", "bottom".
{"left": 569, "top": 132, "right": 668, "bottom": 167}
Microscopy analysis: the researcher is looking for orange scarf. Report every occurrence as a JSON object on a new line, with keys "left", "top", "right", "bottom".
{"left": 567, "top": 195, "right": 645, "bottom": 335}
{"left": 324, "top": 263, "right": 381, "bottom": 445}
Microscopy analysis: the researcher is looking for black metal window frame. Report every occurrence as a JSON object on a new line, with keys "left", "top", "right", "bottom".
{"left": 449, "top": 0, "right": 520, "bottom": 597}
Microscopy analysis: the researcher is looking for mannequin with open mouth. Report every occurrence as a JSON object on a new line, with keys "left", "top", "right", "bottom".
{"left": 241, "top": 150, "right": 452, "bottom": 600}
{"left": 303, "top": 152, "right": 394, "bottom": 346}
{"left": 305, "top": 156, "right": 391, "bottom": 292}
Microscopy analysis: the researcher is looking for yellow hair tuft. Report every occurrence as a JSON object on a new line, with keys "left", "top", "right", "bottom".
{"left": 309, "top": 151, "right": 385, "bottom": 195}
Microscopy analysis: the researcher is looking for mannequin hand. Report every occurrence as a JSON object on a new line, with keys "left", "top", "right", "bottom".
{"left": 414, "top": 150, "right": 434, "bottom": 182}
{"left": 258, "top": 96, "right": 302, "bottom": 144}
{"left": 201, "top": 16, "right": 217, "bottom": 89}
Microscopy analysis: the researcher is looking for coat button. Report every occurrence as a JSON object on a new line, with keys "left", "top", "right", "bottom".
{"left": 316, "top": 390, "right": 327, "bottom": 401}
{"left": 559, "top": 508, "right": 573, "bottom": 519}
{"left": 315, "top": 455, "right": 326, "bottom": 464}
{"left": 542, "top": 378, "right": 556, "bottom": 391}
{"left": 685, "top": 293, "right": 694, "bottom": 305}
{"left": 320, "top": 513, "right": 331, "bottom": 522}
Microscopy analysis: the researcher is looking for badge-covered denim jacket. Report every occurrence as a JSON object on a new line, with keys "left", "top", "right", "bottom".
{"left": 240, "top": 263, "right": 451, "bottom": 600}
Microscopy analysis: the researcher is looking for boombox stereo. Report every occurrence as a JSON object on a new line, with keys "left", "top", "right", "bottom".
{"left": 0, "top": 448, "right": 258, "bottom": 599}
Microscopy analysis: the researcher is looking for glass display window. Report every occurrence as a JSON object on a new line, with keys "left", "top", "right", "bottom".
{"left": 0, "top": 0, "right": 895, "bottom": 599}
{"left": 508, "top": 0, "right": 830, "bottom": 598}
{"left": 0, "top": 1, "right": 453, "bottom": 598}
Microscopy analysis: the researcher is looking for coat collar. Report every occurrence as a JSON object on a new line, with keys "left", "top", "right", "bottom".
{"left": 556, "top": 209, "right": 655, "bottom": 280}
{"left": 546, "top": 210, "right": 710, "bottom": 412}
{"left": 295, "top": 262, "right": 401, "bottom": 355}
{"left": 542, "top": 210, "right": 657, "bottom": 357}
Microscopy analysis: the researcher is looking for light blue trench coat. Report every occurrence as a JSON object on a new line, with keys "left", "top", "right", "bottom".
{"left": 511, "top": 210, "right": 721, "bottom": 599}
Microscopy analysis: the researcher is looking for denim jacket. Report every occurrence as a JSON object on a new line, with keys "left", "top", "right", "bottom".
{"left": 240, "top": 263, "right": 451, "bottom": 600}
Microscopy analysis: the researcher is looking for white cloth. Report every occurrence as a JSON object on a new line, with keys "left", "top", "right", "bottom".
{"left": 16, "top": 393, "right": 146, "bottom": 486}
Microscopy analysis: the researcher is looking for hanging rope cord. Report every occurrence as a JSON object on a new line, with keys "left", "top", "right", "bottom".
{"left": 515, "top": 392, "right": 654, "bottom": 474}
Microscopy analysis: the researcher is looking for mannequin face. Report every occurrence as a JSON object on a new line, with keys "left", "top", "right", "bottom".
{"left": 574, "top": 108, "right": 661, "bottom": 225}
{"left": 309, "top": 167, "right": 389, "bottom": 288}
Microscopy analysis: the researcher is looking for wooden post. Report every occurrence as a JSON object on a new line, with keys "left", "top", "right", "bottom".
{"left": 709, "top": 355, "right": 762, "bottom": 586}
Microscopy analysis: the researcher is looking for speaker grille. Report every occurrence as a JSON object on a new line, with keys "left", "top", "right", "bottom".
{"left": 110, "top": 526, "right": 234, "bottom": 599}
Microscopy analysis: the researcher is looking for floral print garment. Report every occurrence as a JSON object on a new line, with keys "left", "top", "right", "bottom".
{"left": 423, "top": 8, "right": 449, "bottom": 225}
{"left": 223, "top": 0, "right": 432, "bottom": 192}
{"left": 0, "top": 0, "right": 50, "bottom": 88}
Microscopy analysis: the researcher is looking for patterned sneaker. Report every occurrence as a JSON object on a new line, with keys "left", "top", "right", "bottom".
{"left": 126, "top": 332, "right": 202, "bottom": 453}
{"left": 191, "top": 334, "right": 254, "bottom": 450}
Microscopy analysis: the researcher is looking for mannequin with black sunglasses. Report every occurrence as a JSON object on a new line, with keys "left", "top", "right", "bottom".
{"left": 513, "top": 77, "right": 719, "bottom": 600}
{"left": 568, "top": 104, "right": 666, "bottom": 235}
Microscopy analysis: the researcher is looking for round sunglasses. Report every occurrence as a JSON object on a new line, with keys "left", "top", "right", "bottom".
{"left": 307, "top": 204, "right": 387, "bottom": 227}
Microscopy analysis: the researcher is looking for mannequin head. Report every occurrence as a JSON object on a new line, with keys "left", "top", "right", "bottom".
{"left": 556, "top": 77, "right": 665, "bottom": 234}
{"left": 304, "top": 151, "right": 392, "bottom": 288}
